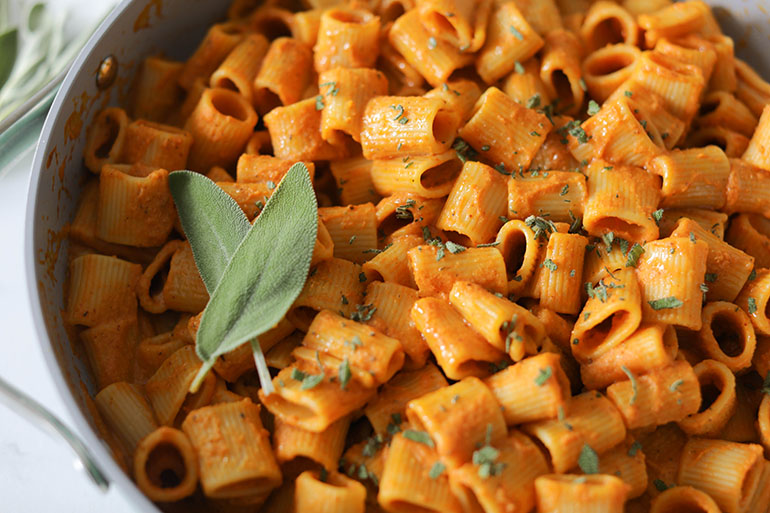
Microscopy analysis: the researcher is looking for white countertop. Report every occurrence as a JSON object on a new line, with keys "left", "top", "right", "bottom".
{"left": 0, "top": 1, "right": 135, "bottom": 511}
{"left": 0, "top": 148, "right": 136, "bottom": 512}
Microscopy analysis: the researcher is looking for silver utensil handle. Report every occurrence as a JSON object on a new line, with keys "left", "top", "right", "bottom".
{"left": 0, "top": 375, "right": 110, "bottom": 491}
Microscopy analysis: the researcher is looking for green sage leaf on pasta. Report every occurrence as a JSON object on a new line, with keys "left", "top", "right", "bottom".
{"left": 168, "top": 170, "right": 251, "bottom": 293}
{"left": 181, "top": 163, "right": 318, "bottom": 394}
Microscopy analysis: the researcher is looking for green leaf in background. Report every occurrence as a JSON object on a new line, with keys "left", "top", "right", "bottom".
{"left": 179, "top": 164, "right": 318, "bottom": 394}
{"left": 0, "top": 28, "right": 17, "bottom": 90}
{"left": 0, "top": 1, "right": 116, "bottom": 123}
{"left": 27, "top": 3, "right": 45, "bottom": 31}
{"left": 168, "top": 171, "right": 251, "bottom": 294}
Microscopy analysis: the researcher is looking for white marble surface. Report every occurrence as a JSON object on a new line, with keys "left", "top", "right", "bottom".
{"left": 0, "top": 1, "right": 136, "bottom": 511}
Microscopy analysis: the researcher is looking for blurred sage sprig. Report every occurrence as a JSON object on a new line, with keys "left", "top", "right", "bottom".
{"left": 0, "top": 0, "right": 113, "bottom": 123}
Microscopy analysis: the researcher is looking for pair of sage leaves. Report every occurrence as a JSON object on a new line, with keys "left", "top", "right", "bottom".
{"left": 169, "top": 163, "right": 318, "bottom": 395}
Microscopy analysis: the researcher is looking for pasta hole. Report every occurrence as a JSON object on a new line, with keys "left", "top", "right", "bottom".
{"left": 711, "top": 313, "right": 744, "bottom": 357}
{"left": 699, "top": 98, "right": 720, "bottom": 116}
{"left": 550, "top": 71, "right": 574, "bottom": 106}
{"left": 427, "top": 12, "right": 456, "bottom": 39}
{"left": 288, "top": 307, "right": 318, "bottom": 332}
{"left": 668, "top": 503, "right": 711, "bottom": 513}
{"left": 380, "top": 2, "right": 406, "bottom": 22}
{"left": 215, "top": 77, "right": 239, "bottom": 94}
{"left": 420, "top": 159, "right": 461, "bottom": 190}
{"left": 589, "top": 18, "right": 626, "bottom": 49}
{"left": 149, "top": 266, "right": 169, "bottom": 299}
{"left": 146, "top": 443, "right": 186, "bottom": 490}
{"left": 698, "top": 382, "right": 721, "bottom": 413}
{"left": 388, "top": 502, "right": 434, "bottom": 513}
{"left": 255, "top": 89, "right": 282, "bottom": 116}
{"left": 443, "top": 230, "right": 472, "bottom": 248}
{"left": 329, "top": 9, "right": 370, "bottom": 24}
{"left": 379, "top": 210, "right": 413, "bottom": 236}
{"left": 690, "top": 131, "right": 727, "bottom": 151}
{"left": 586, "top": 52, "right": 636, "bottom": 76}
{"left": 662, "top": 326, "right": 678, "bottom": 359}
{"left": 582, "top": 311, "right": 628, "bottom": 352}
{"left": 211, "top": 92, "right": 250, "bottom": 122}
{"left": 252, "top": 20, "right": 291, "bottom": 40}
{"left": 219, "top": 23, "right": 243, "bottom": 36}
{"left": 160, "top": 469, "right": 181, "bottom": 488}
{"left": 742, "top": 460, "right": 763, "bottom": 503}
{"left": 95, "top": 115, "right": 121, "bottom": 159}
{"left": 432, "top": 110, "right": 458, "bottom": 146}
{"left": 593, "top": 218, "right": 643, "bottom": 242}
{"left": 502, "top": 230, "right": 527, "bottom": 279}
{"left": 455, "top": 484, "right": 484, "bottom": 512}
{"left": 227, "top": 0, "right": 260, "bottom": 19}
{"left": 747, "top": 214, "right": 770, "bottom": 238}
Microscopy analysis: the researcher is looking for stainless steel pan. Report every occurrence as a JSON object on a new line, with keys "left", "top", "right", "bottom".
{"left": 22, "top": 0, "right": 770, "bottom": 509}
{"left": 25, "top": 0, "right": 229, "bottom": 510}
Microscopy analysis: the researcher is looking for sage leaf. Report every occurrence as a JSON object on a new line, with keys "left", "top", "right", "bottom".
{"left": 168, "top": 171, "right": 251, "bottom": 294}
{"left": 190, "top": 163, "right": 318, "bottom": 392}
{"left": 28, "top": 3, "right": 45, "bottom": 31}
{"left": 0, "top": 28, "right": 17, "bottom": 90}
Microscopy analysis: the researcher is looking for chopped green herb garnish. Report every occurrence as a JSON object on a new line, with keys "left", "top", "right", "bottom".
{"left": 535, "top": 366, "right": 553, "bottom": 386}
{"left": 578, "top": 444, "right": 600, "bottom": 474}
{"left": 621, "top": 365, "right": 638, "bottom": 405}
{"left": 473, "top": 425, "right": 505, "bottom": 478}
{"left": 445, "top": 241, "right": 466, "bottom": 254}
{"left": 652, "top": 209, "right": 664, "bottom": 225}
{"left": 338, "top": 358, "right": 351, "bottom": 389}
{"left": 705, "top": 273, "right": 718, "bottom": 283}
{"left": 403, "top": 429, "right": 434, "bottom": 447}
{"left": 628, "top": 441, "right": 642, "bottom": 457}
{"left": 494, "top": 162, "right": 510, "bottom": 176}
{"left": 587, "top": 99, "right": 600, "bottom": 116}
{"left": 514, "top": 61, "right": 525, "bottom": 74}
{"left": 602, "top": 232, "right": 615, "bottom": 252}
{"left": 350, "top": 303, "right": 377, "bottom": 322}
{"left": 391, "top": 104, "right": 405, "bottom": 121}
{"left": 395, "top": 199, "right": 416, "bottom": 220}
{"left": 345, "top": 335, "right": 363, "bottom": 350}
{"left": 749, "top": 269, "right": 757, "bottom": 281}
{"left": 526, "top": 94, "right": 541, "bottom": 109}
{"left": 624, "top": 90, "right": 633, "bottom": 97}
{"left": 542, "top": 258, "right": 558, "bottom": 271}
{"left": 653, "top": 479, "right": 671, "bottom": 492}
{"left": 625, "top": 243, "right": 645, "bottom": 268}
{"left": 748, "top": 297, "right": 758, "bottom": 314}
{"left": 429, "top": 461, "right": 446, "bottom": 479}
{"left": 525, "top": 215, "right": 557, "bottom": 240}
{"left": 648, "top": 297, "right": 683, "bottom": 310}
{"left": 509, "top": 25, "right": 523, "bottom": 40}
{"left": 453, "top": 137, "right": 478, "bottom": 163}
{"left": 560, "top": 184, "right": 570, "bottom": 196}
{"left": 300, "top": 372, "right": 324, "bottom": 390}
